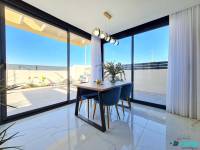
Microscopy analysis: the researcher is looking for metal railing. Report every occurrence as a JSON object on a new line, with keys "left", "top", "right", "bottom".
{"left": 123, "top": 61, "right": 168, "bottom": 70}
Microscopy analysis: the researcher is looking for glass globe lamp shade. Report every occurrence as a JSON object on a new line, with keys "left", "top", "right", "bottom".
{"left": 110, "top": 38, "right": 116, "bottom": 44}
{"left": 105, "top": 35, "right": 111, "bottom": 42}
{"left": 100, "top": 31, "right": 106, "bottom": 39}
{"left": 93, "top": 28, "right": 100, "bottom": 36}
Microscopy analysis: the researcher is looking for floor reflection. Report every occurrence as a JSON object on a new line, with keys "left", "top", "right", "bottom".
{"left": 1, "top": 102, "right": 200, "bottom": 150}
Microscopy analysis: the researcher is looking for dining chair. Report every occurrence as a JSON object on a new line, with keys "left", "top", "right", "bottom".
{"left": 78, "top": 89, "right": 98, "bottom": 119}
{"left": 120, "top": 83, "right": 132, "bottom": 114}
{"left": 93, "top": 87, "right": 121, "bottom": 129}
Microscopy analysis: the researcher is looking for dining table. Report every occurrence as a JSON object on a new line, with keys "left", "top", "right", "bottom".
{"left": 74, "top": 81, "right": 132, "bottom": 132}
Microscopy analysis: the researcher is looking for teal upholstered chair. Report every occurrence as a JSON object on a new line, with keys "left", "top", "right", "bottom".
{"left": 78, "top": 89, "right": 98, "bottom": 119}
{"left": 93, "top": 87, "right": 121, "bottom": 128}
{"left": 120, "top": 83, "right": 132, "bottom": 114}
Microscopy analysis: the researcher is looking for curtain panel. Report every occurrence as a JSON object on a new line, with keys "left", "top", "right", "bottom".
{"left": 167, "top": 5, "right": 200, "bottom": 119}
{"left": 91, "top": 36, "right": 102, "bottom": 81}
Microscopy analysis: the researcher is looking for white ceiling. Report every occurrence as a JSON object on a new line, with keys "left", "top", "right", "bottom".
{"left": 23, "top": 0, "right": 200, "bottom": 35}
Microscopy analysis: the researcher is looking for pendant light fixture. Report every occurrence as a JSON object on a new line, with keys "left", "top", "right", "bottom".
{"left": 92, "top": 11, "right": 119, "bottom": 46}
{"left": 105, "top": 35, "right": 111, "bottom": 42}
{"left": 110, "top": 38, "right": 115, "bottom": 44}
{"left": 92, "top": 28, "right": 100, "bottom": 36}
{"left": 100, "top": 31, "right": 106, "bottom": 39}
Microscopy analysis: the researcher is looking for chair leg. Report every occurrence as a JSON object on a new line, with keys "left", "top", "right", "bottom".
{"left": 122, "top": 100, "right": 125, "bottom": 115}
{"left": 107, "top": 106, "right": 110, "bottom": 129}
{"left": 87, "top": 99, "right": 89, "bottom": 119}
{"left": 93, "top": 102, "right": 97, "bottom": 119}
{"left": 115, "top": 105, "right": 120, "bottom": 120}
{"left": 127, "top": 97, "right": 131, "bottom": 110}
{"left": 79, "top": 98, "right": 83, "bottom": 111}
{"left": 109, "top": 106, "right": 111, "bottom": 121}
{"left": 110, "top": 106, "right": 112, "bottom": 114}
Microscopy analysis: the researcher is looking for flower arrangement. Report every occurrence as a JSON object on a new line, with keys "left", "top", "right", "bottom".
{"left": 104, "top": 62, "right": 126, "bottom": 82}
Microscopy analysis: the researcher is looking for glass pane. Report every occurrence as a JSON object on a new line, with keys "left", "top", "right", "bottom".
{"left": 69, "top": 33, "right": 91, "bottom": 100}
{"left": 134, "top": 26, "right": 169, "bottom": 105}
{"left": 5, "top": 7, "right": 68, "bottom": 116}
{"left": 104, "top": 37, "right": 132, "bottom": 83}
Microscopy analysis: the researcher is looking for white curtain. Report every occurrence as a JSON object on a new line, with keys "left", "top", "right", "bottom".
{"left": 91, "top": 36, "right": 102, "bottom": 81}
{"left": 167, "top": 5, "right": 200, "bottom": 119}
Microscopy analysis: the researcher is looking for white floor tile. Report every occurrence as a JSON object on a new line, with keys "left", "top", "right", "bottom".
{"left": 1, "top": 103, "right": 200, "bottom": 150}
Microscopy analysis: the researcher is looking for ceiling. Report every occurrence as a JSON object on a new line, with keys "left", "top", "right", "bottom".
{"left": 5, "top": 7, "right": 90, "bottom": 47}
{"left": 23, "top": 0, "right": 200, "bottom": 35}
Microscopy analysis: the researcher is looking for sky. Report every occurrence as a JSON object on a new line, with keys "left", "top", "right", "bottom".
{"left": 6, "top": 25, "right": 169, "bottom": 67}
{"left": 104, "top": 26, "right": 169, "bottom": 64}
{"left": 6, "top": 26, "right": 91, "bottom": 67}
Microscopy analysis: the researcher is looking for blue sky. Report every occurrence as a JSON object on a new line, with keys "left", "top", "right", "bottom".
{"left": 104, "top": 26, "right": 169, "bottom": 64}
{"left": 6, "top": 26, "right": 91, "bottom": 66}
{"left": 6, "top": 25, "right": 168, "bottom": 66}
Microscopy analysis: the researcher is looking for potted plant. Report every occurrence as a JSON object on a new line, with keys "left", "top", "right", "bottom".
{"left": 104, "top": 62, "right": 126, "bottom": 83}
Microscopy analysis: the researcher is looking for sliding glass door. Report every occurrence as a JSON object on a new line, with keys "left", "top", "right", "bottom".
{"left": 134, "top": 26, "right": 169, "bottom": 106}
{"left": 5, "top": 7, "right": 68, "bottom": 116}
{"left": 69, "top": 33, "right": 91, "bottom": 100}
{"left": 0, "top": 3, "right": 91, "bottom": 121}
{"left": 103, "top": 25, "right": 169, "bottom": 107}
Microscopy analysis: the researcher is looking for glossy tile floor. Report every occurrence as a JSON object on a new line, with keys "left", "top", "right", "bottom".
{"left": 1, "top": 102, "right": 200, "bottom": 150}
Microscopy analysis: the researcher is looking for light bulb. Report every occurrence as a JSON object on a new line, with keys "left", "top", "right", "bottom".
{"left": 105, "top": 35, "right": 111, "bottom": 42}
{"left": 93, "top": 28, "right": 100, "bottom": 36}
{"left": 100, "top": 31, "right": 106, "bottom": 39}
{"left": 110, "top": 38, "right": 115, "bottom": 44}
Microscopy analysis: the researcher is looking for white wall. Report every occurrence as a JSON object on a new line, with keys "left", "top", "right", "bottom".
{"left": 134, "top": 69, "right": 167, "bottom": 94}
{"left": 124, "top": 69, "right": 167, "bottom": 94}
{"left": 7, "top": 67, "right": 167, "bottom": 95}
{"left": 7, "top": 65, "right": 92, "bottom": 86}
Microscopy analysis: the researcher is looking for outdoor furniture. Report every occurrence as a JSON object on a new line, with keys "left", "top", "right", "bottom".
{"left": 120, "top": 83, "right": 133, "bottom": 114}
{"left": 74, "top": 81, "right": 131, "bottom": 132}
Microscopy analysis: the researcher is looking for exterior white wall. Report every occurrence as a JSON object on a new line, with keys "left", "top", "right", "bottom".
{"left": 124, "top": 69, "right": 167, "bottom": 94}
{"left": 7, "top": 70, "right": 67, "bottom": 86}
{"left": 134, "top": 69, "right": 167, "bottom": 94}
{"left": 7, "top": 65, "right": 92, "bottom": 86}
{"left": 7, "top": 67, "right": 167, "bottom": 95}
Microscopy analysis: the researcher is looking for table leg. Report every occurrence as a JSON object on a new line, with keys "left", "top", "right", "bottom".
{"left": 75, "top": 88, "right": 106, "bottom": 132}
{"left": 75, "top": 87, "right": 80, "bottom": 116}
{"left": 99, "top": 92, "right": 106, "bottom": 132}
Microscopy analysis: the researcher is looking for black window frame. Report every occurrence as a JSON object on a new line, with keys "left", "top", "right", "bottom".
{"left": 0, "top": 0, "right": 169, "bottom": 123}
{"left": 0, "top": 0, "right": 91, "bottom": 124}
{"left": 102, "top": 16, "right": 169, "bottom": 110}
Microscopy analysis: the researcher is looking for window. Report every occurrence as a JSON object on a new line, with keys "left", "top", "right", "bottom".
{"left": 103, "top": 22, "right": 169, "bottom": 108}
{"left": 69, "top": 33, "right": 91, "bottom": 100}
{"left": 104, "top": 37, "right": 132, "bottom": 83}
{"left": 5, "top": 7, "right": 68, "bottom": 115}
{"left": 134, "top": 26, "right": 169, "bottom": 105}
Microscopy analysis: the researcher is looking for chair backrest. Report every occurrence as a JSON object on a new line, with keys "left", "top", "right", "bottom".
{"left": 100, "top": 87, "right": 121, "bottom": 106}
{"left": 120, "top": 83, "right": 132, "bottom": 100}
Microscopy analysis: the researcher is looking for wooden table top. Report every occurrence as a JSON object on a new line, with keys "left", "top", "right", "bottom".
{"left": 74, "top": 81, "right": 131, "bottom": 92}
